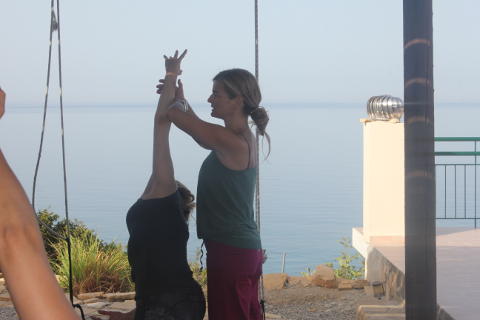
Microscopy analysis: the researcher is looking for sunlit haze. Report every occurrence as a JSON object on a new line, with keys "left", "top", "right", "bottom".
{"left": 1, "top": 1, "right": 479, "bottom": 106}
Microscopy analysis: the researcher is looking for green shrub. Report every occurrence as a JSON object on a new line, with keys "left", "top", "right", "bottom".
{"left": 52, "top": 232, "right": 134, "bottom": 294}
{"left": 328, "top": 237, "right": 365, "bottom": 280}
{"left": 37, "top": 209, "right": 105, "bottom": 264}
{"left": 39, "top": 209, "right": 209, "bottom": 293}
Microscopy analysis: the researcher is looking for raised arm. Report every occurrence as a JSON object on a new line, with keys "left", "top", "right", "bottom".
{"left": 0, "top": 88, "right": 79, "bottom": 320}
{"left": 155, "top": 80, "right": 209, "bottom": 150}
{"left": 167, "top": 107, "right": 236, "bottom": 151}
{"left": 166, "top": 96, "right": 247, "bottom": 166}
{"left": 141, "top": 50, "right": 187, "bottom": 199}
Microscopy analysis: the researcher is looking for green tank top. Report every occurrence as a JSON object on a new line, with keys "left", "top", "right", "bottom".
{"left": 196, "top": 152, "right": 261, "bottom": 249}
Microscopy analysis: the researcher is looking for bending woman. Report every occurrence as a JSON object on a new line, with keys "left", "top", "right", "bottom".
{"left": 101, "top": 50, "right": 206, "bottom": 320}
{"left": 165, "top": 54, "right": 270, "bottom": 320}
{"left": 0, "top": 87, "right": 80, "bottom": 320}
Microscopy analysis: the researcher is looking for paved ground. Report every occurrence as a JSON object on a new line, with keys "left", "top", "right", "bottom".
{"left": 0, "top": 306, "right": 17, "bottom": 320}
{"left": 354, "top": 227, "right": 480, "bottom": 320}
{"left": 265, "top": 285, "right": 400, "bottom": 320}
{"left": 0, "top": 285, "right": 402, "bottom": 320}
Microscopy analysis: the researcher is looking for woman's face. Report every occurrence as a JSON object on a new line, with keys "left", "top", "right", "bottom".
{"left": 207, "top": 81, "right": 241, "bottom": 119}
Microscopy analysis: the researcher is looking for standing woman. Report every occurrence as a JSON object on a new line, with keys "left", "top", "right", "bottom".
{"left": 165, "top": 54, "right": 270, "bottom": 320}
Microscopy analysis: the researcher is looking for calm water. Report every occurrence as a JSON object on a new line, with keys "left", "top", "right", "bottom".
{"left": 1, "top": 102, "right": 479, "bottom": 274}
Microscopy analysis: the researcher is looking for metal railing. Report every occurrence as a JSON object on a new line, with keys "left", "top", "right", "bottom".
{"left": 435, "top": 137, "right": 480, "bottom": 228}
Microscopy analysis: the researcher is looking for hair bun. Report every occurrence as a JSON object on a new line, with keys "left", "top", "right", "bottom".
{"left": 250, "top": 106, "right": 269, "bottom": 135}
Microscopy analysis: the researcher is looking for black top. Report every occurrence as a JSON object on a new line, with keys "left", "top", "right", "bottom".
{"left": 126, "top": 191, "right": 195, "bottom": 299}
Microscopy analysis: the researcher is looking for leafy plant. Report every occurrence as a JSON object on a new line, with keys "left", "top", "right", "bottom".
{"left": 39, "top": 209, "right": 208, "bottom": 294}
{"left": 189, "top": 247, "right": 207, "bottom": 288}
{"left": 329, "top": 237, "right": 365, "bottom": 280}
{"left": 52, "top": 232, "right": 134, "bottom": 295}
{"left": 37, "top": 209, "right": 106, "bottom": 264}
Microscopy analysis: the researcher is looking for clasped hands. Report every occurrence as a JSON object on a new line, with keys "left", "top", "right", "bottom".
{"left": 156, "top": 49, "right": 189, "bottom": 112}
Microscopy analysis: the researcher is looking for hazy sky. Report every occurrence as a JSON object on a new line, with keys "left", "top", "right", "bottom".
{"left": 1, "top": 1, "right": 479, "bottom": 106}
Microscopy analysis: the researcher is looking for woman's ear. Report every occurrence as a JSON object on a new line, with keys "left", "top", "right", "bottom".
{"left": 233, "top": 95, "right": 244, "bottom": 109}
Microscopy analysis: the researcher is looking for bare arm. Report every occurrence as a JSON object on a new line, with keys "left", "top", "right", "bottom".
{"left": 164, "top": 79, "right": 244, "bottom": 156}
{"left": 156, "top": 79, "right": 209, "bottom": 150}
{"left": 0, "top": 89, "right": 79, "bottom": 320}
{"left": 183, "top": 100, "right": 210, "bottom": 150}
{"left": 141, "top": 50, "right": 186, "bottom": 199}
{"left": 167, "top": 106, "right": 246, "bottom": 162}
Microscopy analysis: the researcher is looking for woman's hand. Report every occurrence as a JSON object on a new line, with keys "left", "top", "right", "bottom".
{"left": 0, "top": 87, "right": 5, "bottom": 119}
{"left": 167, "top": 79, "right": 189, "bottom": 112}
{"left": 156, "top": 79, "right": 185, "bottom": 101}
{"left": 163, "top": 49, "right": 187, "bottom": 75}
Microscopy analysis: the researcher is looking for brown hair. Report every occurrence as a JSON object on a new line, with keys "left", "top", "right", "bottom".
{"left": 213, "top": 69, "right": 270, "bottom": 150}
{"left": 176, "top": 181, "right": 195, "bottom": 220}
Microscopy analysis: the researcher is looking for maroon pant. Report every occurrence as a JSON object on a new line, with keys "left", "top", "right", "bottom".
{"left": 205, "top": 240, "right": 263, "bottom": 320}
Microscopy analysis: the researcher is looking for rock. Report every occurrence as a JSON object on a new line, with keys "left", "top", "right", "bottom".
{"left": 77, "top": 292, "right": 104, "bottom": 300}
{"left": 0, "top": 292, "right": 10, "bottom": 302}
{"left": 82, "top": 298, "right": 101, "bottom": 304}
{"left": 314, "top": 265, "right": 335, "bottom": 280}
{"left": 324, "top": 279, "right": 338, "bottom": 289}
{"left": 310, "top": 265, "right": 337, "bottom": 288}
{"left": 263, "top": 273, "right": 288, "bottom": 291}
{"left": 287, "top": 275, "right": 311, "bottom": 288}
{"left": 311, "top": 278, "right": 338, "bottom": 288}
{"left": 353, "top": 279, "right": 370, "bottom": 289}
{"left": 338, "top": 279, "right": 355, "bottom": 290}
{"left": 89, "top": 315, "right": 109, "bottom": 320}
{"left": 84, "top": 302, "right": 109, "bottom": 309}
{"left": 104, "top": 292, "right": 136, "bottom": 302}
{"left": 109, "top": 300, "right": 136, "bottom": 311}
{"left": 338, "top": 279, "right": 369, "bottom": 290}
{"left": 357, "top": 303, "right": 405, "bottom": 320}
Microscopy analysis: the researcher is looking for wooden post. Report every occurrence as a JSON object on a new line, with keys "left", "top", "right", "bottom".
{"left": 281, "top": 252, "right": 286, "bottom": 273}
{"left": 403, "top": 0, "right": 437, "bottom": 318}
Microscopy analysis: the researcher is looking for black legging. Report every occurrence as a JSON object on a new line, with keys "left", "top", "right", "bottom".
{"left": 134, "top": 282, "right": 206, "bottom": 320}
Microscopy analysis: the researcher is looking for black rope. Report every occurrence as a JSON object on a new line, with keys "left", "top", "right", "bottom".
{"left": 254, "top": 1, "right": 266, "bottom": 319}
{"left": 53, "top": 0, "right": 77, "bottom": 311}
{"left": 73, "top": 304, "right": 86, "bottom": 319}
{"left": 32, "top": 1, "right": 85, "bottom": 318}
{"left": 32, "top": 0, "right": 55, "bottom": 222}
{"left": 199, "top": 241, "right": 205, "bottom": 272}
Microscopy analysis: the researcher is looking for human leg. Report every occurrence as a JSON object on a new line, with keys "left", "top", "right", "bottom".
{"left": 206, "top": 241, "right": 263, "bottom": 320}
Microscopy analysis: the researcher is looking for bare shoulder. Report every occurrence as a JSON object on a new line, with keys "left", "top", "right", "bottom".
{"left": 215, "top": 129, "right": 256, "bottom": 170}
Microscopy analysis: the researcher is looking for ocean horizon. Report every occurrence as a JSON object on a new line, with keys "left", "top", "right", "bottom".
{"left": 1, "top": 102, "right": 479, "bottom": 274}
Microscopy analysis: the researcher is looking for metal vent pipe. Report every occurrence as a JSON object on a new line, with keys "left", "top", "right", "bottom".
{"left": 367, "top": 95, "right": 404, "bottom": 121}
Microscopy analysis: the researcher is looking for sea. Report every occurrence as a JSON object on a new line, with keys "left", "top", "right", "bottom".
{"left": 1, "top": 102, "right": 479, "bottom": 275}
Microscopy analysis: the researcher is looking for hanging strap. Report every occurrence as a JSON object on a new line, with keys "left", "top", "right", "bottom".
{"left": 32, "top": 1, "right": 85, "bottom": 318}
{"left": 254, "top": 1, "right": 266, "bottom": 319}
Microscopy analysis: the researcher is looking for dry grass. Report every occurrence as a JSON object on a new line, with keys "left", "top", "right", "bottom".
{"left": 52, "top": 234, "right": 134, "bottom": 295}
